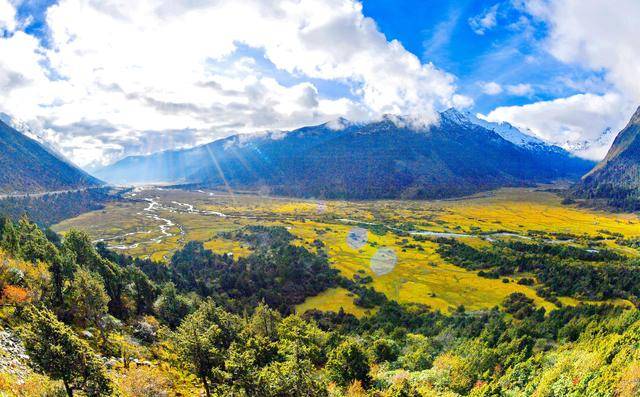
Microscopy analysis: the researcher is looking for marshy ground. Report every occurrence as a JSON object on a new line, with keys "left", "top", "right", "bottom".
{"left": 54, "top": 186, "right": 640, "bottom": 316}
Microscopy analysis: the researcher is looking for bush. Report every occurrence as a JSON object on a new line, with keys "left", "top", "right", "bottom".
{"left": 114, "top": 366, "right": 175, "bottom": 397}
{"left": 371, "top": 338, "right": 400, "bottom": 364}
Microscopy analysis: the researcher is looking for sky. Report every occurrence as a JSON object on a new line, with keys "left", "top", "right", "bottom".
{"left": 0, "top": 0, "right": 639, "bottom": 169}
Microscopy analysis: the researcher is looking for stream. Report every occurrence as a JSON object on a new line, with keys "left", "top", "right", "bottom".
{"left": 101, "top": 189, "right": 577, "bottom": 255}
{"left": 100, "top": 193, "right": 231, "bottom": 251}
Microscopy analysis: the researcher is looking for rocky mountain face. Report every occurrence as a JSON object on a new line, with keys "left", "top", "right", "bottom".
{"left": 572, "top": 106, "right": 640, "bottom": 209}
{"left": 0, "top": 118, "right": 102, "bottom": 194}
{"left": 96, "top": 110, "right": 594, "bottom": 199}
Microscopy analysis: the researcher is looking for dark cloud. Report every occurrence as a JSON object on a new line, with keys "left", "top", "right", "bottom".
{"left": 298, "top": 85, "right": 319, "bottom": 108}
{"left": 0, "top": 70, "right": 29, "bottom": 92}
{"left": 142, "top": 97, "right": 206, "bottom": 115}
{"left": 44, "top": 119, "right": 118, "bottom": 138}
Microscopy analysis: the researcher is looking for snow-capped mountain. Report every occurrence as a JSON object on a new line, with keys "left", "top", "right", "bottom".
{"left": 0, "top": 116, "right": 102, "bottom": 194}
{"left": 440, "top": 109, "right": 560, "bottom": 152}
{"left": 559, "top": 128, "right": 617, "bottom": 161}
{"left": 97, "top": 110, "right": 594, "bottom": 198}
{"left": 0, "top": 113, "right": 79, "bottom": 168}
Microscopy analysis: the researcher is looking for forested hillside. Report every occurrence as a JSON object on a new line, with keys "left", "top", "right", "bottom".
{"left": 97, "top": 111, "right": 593, "bottom": 200}
{"left": 572, "top": 106, "right": 640, "bottom": 209}
{"left": 0, "top": 188, "right": 117, "bottom": 227}
{"left": 1, "top": 218, "right": 640, "bottom": 396}
{"left": 0, "top": 120, "right": 102, "bottom": 194}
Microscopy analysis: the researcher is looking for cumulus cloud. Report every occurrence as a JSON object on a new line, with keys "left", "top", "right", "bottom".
{"left": 526, "top": 0, "right": 640, "bottom": 101}
{"left": 0, "top": 0, "right": 15, "bottom": 32}
{"left": 482, "top": 93, "right": 635, "bottom": 160}
{"left": 482, "top": 0, "right": 640, "bottom": 160}
{"left": 480, "top": 81, "right": 503, "bottom": 95}
{"left": 468, "top": 4, "right": 499, "bottom": 35}
{"left": 0, "top": 0, "right": 469, "bottom": 168}
{"left": 506, "top": 83, "right": 533, "bottom": 96}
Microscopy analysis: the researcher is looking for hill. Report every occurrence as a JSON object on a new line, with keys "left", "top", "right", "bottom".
{"left": 572, "top": 106, "right": 640, "bottom": 209}
{"left": 4, "top": 211, "right": 640, "bottom": 396}
{"left": 0, "top": 118, "right": 102, "bottom": 194}
{"left": 96, "top": 110, "right": 594, "bottom": 199}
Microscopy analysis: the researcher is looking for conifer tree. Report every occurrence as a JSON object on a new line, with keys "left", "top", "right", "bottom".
{"left": 21, "top": 306, "right": 112, "bottom": 397}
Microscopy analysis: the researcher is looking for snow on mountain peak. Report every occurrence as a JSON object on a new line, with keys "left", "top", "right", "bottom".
{"left": 325, "top": 117, "right": 352, "bottom": 131}
{"left": 0, "top": 113, "right": 41, "bottom": 142}
{"left": 472, "top": 113, "right": 545, "bottom": 147}
{"left": 560, "top": 127, "right": 616, "bottom": 161}
{"left": 0, "top": 113, "right": 76, "bottom": 161}
{"left": 440, "top": 108, "right": 549, "bottom": 149}
{"left": 0, "top": 112, "right": 92, "bottom": 174}
{"left": 440, "top": 108, "right": 469, "bottom": 125}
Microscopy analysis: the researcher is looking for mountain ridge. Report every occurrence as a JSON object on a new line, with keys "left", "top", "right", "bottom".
{"left": 0, "top": 118, "right": 103, "bottom": 194}
{"left": 96, "top": 110, "right": 594, "bottom": 199}
{"left": 571, "top": 106, "right": 640, "bottom": 209}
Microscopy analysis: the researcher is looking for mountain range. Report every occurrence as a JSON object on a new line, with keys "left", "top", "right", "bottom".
{"left": 572, "top": 106, "right": 640, "bottom": 209}
{"left": 0, "top": 118, "right": 102, "bottom": 195}
{"left": 95, "top": 109, "right": 594, "bottom": 200}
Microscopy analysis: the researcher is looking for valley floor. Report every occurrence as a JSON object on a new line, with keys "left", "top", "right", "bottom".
{"left": 54, "top": 186, "right": 640, "bottom": 315}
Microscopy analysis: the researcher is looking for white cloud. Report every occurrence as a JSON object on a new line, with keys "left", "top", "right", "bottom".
{"left": 480, "top": 81, "right": 503, "bottom": 95}
{"left": 482, "top": 93, "right": 635, "bottom": 159}
{"left": 452, "top": 94, "right": 474, "bottom": 109}
{"left": 0, "top": 0, "right": 15, "bottom": 32}
{"left": 482, "top": 0, "right": 640, "bottom": 160}
{"left": 0, "top": 0, "right": 469, "bottom": 168}
{"left": 506, "top": 83, "right": 533, "bottom": 96}
{"left": 468, "top": 4, "right": 499, "bottom": 35}
{"left": 478, "top": 82, "right": 532, "bottom": 98}
{"left": 526, "top": 0, "right": 640, "bottom": 101}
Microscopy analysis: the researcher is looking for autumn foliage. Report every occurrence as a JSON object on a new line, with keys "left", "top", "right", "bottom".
{"left": 0, "top": 285, "right": 30, "bottom": 305}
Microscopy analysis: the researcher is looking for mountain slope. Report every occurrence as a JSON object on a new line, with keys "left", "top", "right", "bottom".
{"left": 97, "top": 111, "right": 594, "bottom": 199}
{"left": 0, "top": 113, "right": 88, "bottom": 174}
{"left": 572, "top": 106, "right": 640, "bottom": 209}
{"left": 449, "top": 109, "right": 548, "bottom": 150}
{"left": 0, "top": 119, "right": 102, "bottom": 194}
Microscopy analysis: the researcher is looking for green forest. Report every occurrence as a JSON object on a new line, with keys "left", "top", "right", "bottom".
{"left": 1, "top": 216, "right": 640, "bottom": 396}
{"left": 0, "top": 188, "right": 116, "bottom": 227}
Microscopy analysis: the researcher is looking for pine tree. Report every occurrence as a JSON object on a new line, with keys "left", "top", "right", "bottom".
{"left": 173, "top": 300, "right": 241, "bottom": 397}
{"left": 21, "top": 306, "right": 112, "bottom": 397}
{"left": 68, "top": 268, "right": 111, "bottom": 346}
{"left": 326, "top": 338, "right": 372, "bottom": 388}
{"left": 0, "top": 217, "right": 19, "bottom": 254}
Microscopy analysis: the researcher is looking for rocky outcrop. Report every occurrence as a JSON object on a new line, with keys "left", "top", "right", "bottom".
{"left": 0, "top": 327, "right": 31, "bottom": 383}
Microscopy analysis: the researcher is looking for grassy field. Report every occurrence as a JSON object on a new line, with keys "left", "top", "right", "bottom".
{"left": 437, "top": 188, "right": 640, "bottom": 237}
{"left": 295, "top": 287, "right": 372, "bottom": 318}
{"left": 53, "top": 186, "right": 640, "bottom": 316}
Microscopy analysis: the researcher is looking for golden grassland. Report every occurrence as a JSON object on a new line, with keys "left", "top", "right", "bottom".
{"left": 53, "top": 187, "right": 640, "bottom": 317}
{"left": 295, "top": 287, "right": 372, "bottom": 318}
{"left": 287, "top": 220, "right": 555, "bottom": 313}
{"left": 435, "top": 188, "right": 640, "bottom": 237}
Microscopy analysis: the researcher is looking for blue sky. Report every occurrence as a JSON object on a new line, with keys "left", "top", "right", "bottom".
{"left": 15, "top": 0, "right": 603, "bottom": 114}
{"left": 1, "top": 0, "right": 638, "bottom": 166}
{"left": 363, "top": 0, "right": 606, "bottom": 113}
